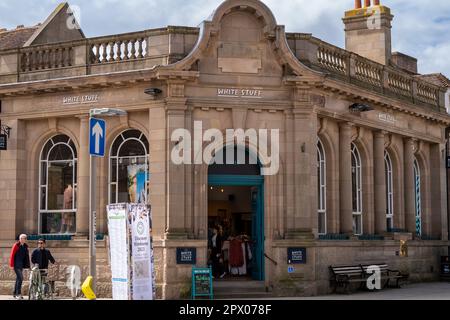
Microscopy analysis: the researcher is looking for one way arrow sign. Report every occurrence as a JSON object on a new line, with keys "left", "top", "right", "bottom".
{"left": 89, "top": 118, "right": 106, "bottom": 157}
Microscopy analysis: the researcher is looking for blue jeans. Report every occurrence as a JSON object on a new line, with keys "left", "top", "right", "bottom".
{"left": 14, "top": 268, "right": 23, "bottom": 296}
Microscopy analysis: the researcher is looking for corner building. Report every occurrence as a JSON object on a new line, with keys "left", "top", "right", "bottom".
{"left": 0, "top": 0, "right": 449, "bottom": 298}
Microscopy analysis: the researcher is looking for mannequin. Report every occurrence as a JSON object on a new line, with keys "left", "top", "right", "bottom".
{"left": 61, "top": 184, "right": 74, "bottom": 233}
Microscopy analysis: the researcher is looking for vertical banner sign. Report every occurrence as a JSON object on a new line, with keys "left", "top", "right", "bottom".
{"left": 130, "top": 204, "right": 154, "bottom": 300}
{"left": 107, "top": 204, "right": 130, "bottom": 300}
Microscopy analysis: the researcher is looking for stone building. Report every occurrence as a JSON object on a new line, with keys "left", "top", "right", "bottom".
{"left": 0, "top": 0, "right": 449, "bottom": 298}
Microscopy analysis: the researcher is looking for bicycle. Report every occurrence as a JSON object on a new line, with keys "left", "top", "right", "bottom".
{"left": 28, "top": 264, "right": 57, "bottom": 300}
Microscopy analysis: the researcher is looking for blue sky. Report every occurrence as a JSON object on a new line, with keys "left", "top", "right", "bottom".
{"left": 1, "top": 0, "right": 449, "bottom": 76}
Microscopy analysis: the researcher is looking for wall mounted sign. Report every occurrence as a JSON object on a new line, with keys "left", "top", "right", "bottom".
{"left": 176, "top": 248, "right": 197, "bottom": 265}
{"left": 0, "top": 134, "right": 6, "bottom": 151}
{"left": 378, "top": 113, "right": 396, "bottom": 124}
{"left": 217, "top": 88, "right": 262, "bottom": 99}
{"left": 63, "top": 94, "right": 99, "bottom": 105}
{"left": 287, "top": 248, "right": 307, "bottom": 264}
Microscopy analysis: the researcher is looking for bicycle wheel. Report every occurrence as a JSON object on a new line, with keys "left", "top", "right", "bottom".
{"left": 28, "top": 283, "right": 36, "bottom": 300}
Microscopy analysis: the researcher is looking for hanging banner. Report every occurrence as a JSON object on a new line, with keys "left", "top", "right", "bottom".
{"left": 107, "top": 203, "right": 130, "bottom": 300}
{"left": 130, "top": 203, "right": 154, "bottom": 300}
{"left": 127, "top": 165, "right": 147, "bottom": 204}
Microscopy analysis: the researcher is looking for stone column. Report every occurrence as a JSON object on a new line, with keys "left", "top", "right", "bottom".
{"left": 430, "top": 143, "right": 447, "bottom": 239}
{"left": 165, "top": 99, "right": 188, "bottom": 239}
{"left": 149, "top": 106, "right": 167, "bottom": 239}
{"left": 284, "top": 110, "right": 295, "bottom": 236}
{"left": 285, "top": 98, "right": 317, "bottom": 240}
{"left": 0, "top": 119, "right": 25, "bottom": 239}
{"left": 339, "top": 122, "right": 353, "bottom": 234}
{"left": 404, "top": 138, "right": 416, "bottom": 234}
{"left": 76, "top": 116, "right": 89, "bottom": 236}
{"left": 374, "top": 131, "right": 387, "bottom": 234}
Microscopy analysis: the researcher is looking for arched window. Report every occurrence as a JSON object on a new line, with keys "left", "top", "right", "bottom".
{"left": 317, "top": 140, "right": 326, "bottom": 235}
{"left": 351, "top": 143, "right": 363, "bottom": 235}
{"left": 414, "top": 158, "right": 422, "bottom": 236}
{"left": 109, "top": 129, "right": 149, "bottom": 204}
{"left": 39, "top": 135, "right": 77, "bottom": 234}
{"left": 385, "top": 151, "right": 394, "bottom": 231}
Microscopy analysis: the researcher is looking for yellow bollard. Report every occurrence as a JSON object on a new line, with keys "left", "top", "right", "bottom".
{"left": 81, "top": 276, "right": 97, "bottom": 300}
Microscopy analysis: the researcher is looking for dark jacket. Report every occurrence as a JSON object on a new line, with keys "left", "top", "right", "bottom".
{"left": 31, "top": 248, "right": 55, "bottom": 269}
{"left": 9, "top": 243, "right": 30, "bottom": 269}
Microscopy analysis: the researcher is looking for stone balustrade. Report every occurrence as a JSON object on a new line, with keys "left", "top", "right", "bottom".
{"left": 0, "top": 26, "right": 199, "bottom": 83}
{"left": 317, "top": 44, "right": 348, "bottom": 75}
{"left": 20, "top": 44, "right": 74, "bottom": 72}
{"left": 89, "top": 32, "right": 148, "bottom": 64}
{"left": 288, "top": 33, "right": 445, "bottom": 110}
{"left": 354, "top": 58, "right": 383, "bottom": 87}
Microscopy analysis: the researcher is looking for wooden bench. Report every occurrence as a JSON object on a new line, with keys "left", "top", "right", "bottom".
{"left": 329, "top": 265, "right": 366, "bottom": 293}
{"left": 360, "top": 263, "right": 407, "bottom": 289}
{"left": 330, "top": 263, "right": 408, "bottom": 294}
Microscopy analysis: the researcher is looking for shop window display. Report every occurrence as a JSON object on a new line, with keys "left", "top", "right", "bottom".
{"left": 39, "top": 135, "right": 77, "bottom": 234}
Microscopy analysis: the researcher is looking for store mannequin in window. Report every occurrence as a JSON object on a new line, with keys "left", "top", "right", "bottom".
{"left": 61, "top": 184, "right": 74, "bottom": 234}
{"left": 129, "top": 175, "right": 137, "bottom": 203}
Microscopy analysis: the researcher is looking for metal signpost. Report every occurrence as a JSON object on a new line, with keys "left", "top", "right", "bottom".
{"left": 89, "top": 117, "right": 106, "bottom": 294}
{"left": 88, "top": 108, "right": 127, "bottom": 296}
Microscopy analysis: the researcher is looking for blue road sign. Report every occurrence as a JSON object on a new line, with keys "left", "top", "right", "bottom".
{"left": 89, "top": 118, "right": 106, "bottom": 157}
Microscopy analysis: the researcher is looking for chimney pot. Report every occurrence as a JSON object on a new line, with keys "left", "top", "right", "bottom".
{"left": 364, "top": 0, "right": 371, "bottom": 7}
{"left": 355, "top": 0, "right": 362, "bottom": 9}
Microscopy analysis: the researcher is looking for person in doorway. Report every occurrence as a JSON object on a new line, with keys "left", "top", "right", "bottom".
{"left": 9, "top": 234, "right": 30, "bottom": 300}
{"left": 210, "top": 226, "right": 226, "bottom": 279}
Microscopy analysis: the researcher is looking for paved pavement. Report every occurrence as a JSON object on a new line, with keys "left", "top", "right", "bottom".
{"left": 271, "top": 282, "right": 450, "bottom": 300}
{"left": 1, "top": 282, "right": 449, "bottom": 300}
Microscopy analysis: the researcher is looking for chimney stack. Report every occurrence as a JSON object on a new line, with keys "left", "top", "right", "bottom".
{"left": 343, "top": 0, "right": 394, "bottom": 65}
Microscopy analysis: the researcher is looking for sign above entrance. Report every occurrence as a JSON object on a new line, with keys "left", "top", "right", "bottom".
{"left": 63, "top": 94, "right": 99, "bottom": 105}
{"left": 89, "top": 117, "right": 106, "bottom": 157}
{"left": 217, "top": 88, "right": 262, "bottom": 99}
{"left": 287, "top": 248, "right": 307, "bottom": 264}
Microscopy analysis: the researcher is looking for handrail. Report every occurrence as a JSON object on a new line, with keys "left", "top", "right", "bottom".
{"left": 264, "top": 253, "right": 278, "bottom": 266}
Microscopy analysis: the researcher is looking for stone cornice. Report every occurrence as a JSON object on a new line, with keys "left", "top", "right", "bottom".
{"left": 318, "top": 77, "right": 450, "bottom": 125}
{"left": 318, "top": 109, "right": 444, "bottom": 144}
{"left": 0, "top": 70, "right": 159, "bottom": 97}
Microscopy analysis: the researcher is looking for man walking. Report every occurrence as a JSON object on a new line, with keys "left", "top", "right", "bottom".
{"left": 9, "top": 234, "right": 31, "bottom": 300}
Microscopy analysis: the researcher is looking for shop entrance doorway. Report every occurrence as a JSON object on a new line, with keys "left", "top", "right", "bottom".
{"left": 207, "top": 147, "right": 264, "bottom": 281}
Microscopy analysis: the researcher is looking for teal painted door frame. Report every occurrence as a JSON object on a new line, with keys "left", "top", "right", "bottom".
{"left": 208, "top": 175, "right": 265, "bottom": 281}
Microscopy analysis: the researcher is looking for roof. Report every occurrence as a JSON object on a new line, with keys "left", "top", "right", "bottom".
{"left": 0, "top": 26, "right": 39, "bottom": 50}
{"left": 419, "top": 73, "right": 450, "bottom": 88}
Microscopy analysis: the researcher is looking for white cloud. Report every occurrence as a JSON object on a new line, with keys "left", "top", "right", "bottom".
{"left": 0, "top": 0, "right": 449, "bottom": 76}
